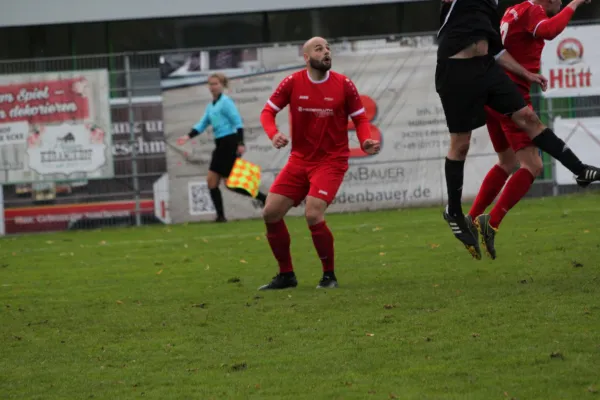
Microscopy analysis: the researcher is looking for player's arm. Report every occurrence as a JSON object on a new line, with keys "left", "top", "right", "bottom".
{"left": 495, "top": 50, "right": 548, "bottom": 90}
{"left": 531, "top": 0, "right": 587, "bottom": 40}
{"left": 260, "top": 75, "right": 293, "bottom": 148}
{"left": 222, "top": 98, "right": 245, "bottom": 145}
{"left": 344, "top": 78, "right": 380, "bottom": 155}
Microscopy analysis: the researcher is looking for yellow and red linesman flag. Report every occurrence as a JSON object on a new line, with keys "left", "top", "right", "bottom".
{"left": 226, "top": 158, "right": 262, "bottom": 198}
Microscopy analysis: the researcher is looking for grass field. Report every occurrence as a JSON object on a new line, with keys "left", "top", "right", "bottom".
{"left": 1, "top": 193, "right": 599, "bottom": 400}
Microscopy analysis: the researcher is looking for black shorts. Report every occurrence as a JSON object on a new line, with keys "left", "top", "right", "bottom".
{"left": 435, "top": 56, "right": 526, "bottom": 133}
{"left": 210, "top": 133, "right": 238, "bottom": 177}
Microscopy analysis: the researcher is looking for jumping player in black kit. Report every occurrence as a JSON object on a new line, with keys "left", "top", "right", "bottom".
{"left": 436, "top": 0, "right": 600, "bottom": 259}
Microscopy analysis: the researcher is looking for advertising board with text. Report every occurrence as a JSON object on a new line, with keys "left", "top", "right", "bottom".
{"left": 541, "top": 25, "right": 600, "bottom": 98}
{"left": 1, "top": 97, "right": 168, "bottom": 234}
{"left": 0, "top": 70, "right": 113, "bottom": 184}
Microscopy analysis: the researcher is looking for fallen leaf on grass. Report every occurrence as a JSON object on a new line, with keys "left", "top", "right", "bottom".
{"left": 116, "top": 300, "right": 123, "bottom": 305}
{"left": 588, "top": 385, "right": 598, "bottom": 393}
{"left": 192, "top": 303, "right": 207, "bottom": 308}
{"left": 379, "top": 252, "right": 386, "bottom": 256}
{"left": 46, "top": 241, "right": 54, "bottom": 244}
{"left": 366, "top": 333, "right": 375, "bottom": 337}
{"left": 472, "top": 333, "right": 480, "bottom": 338}
{"left": 240, "top": 259, "right": 248, "bottom": 264}
{"left": 205, "top": 265, "right": 210, "bottom": 270}
{"left": 429, "top": 243, "right": 440, "bottom": 249}
{"left": 584, "top": 230, "right": 590, "bottom": 233}
{"left": 372, "top": 226, "right": 383, "bottom": 232}
{"left": 572, "top": 261, "right": 584, "bottom": 268}
{"left": 389, "top": 394, "right": 398, "bottom": 399}
{"left": 384, "top": 304, "right": 395, "bottom": 309}
{"left": 99, "top": 241, "right": 107, "bottom": 245}
{"left": 156, "top": 269, "right": 163, "bottom": 275}
{"left": 202, "top": 238, "right": 209, "bottom": 243}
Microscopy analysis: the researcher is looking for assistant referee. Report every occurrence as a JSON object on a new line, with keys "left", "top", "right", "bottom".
{"left": 178, "top": 73, "right": 267, "bottom": 222}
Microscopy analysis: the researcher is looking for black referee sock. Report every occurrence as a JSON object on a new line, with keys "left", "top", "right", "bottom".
{"left": 229, "top": 187, "right": 267, "bottom": 204}
{"left": 209, "top": 188, "right": 225, "bottom": 218}
{"left": 532, "top": 128, "right": 585, "bottom": 175}
{"left": 445, "top": 157, "right": 465, "bottom": 217}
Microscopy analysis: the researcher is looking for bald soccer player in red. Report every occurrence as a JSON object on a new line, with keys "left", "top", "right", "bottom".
{"left": 258, "top": 36, "right": 380, "bottom": 290}
{"left": 469, "top": 0, "right": 592, "bottom": 259}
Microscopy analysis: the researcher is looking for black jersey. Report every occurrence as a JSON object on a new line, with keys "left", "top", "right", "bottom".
{"left": 437, "top": 0, "right": 504, "bottom": 60}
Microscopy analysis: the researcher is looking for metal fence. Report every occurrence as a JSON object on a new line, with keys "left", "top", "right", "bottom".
{"left": 0, "top": 28, "right": 599, "bottom": 235}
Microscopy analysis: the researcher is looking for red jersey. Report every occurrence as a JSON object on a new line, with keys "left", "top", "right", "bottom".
{"left": 260, "top": 69, "right": 370, "bottom": 162}
{"left": 500, "top": 1, "right": 575, "bottom": 99}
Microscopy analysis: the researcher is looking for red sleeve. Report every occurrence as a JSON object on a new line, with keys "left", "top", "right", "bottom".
{"left": 530, "top": 6, "right": 574, "bottom": 40}
{"left": 260, "top": 75, "right": 294, "bottom": 139}
{"left": 343, "top": 77, "right": 371, "bottom": 148}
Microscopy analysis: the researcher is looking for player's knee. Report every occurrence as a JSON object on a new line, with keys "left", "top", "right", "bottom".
{"left": 513, "top": 107, "right": 544, "bottom": 135}
{"left": 497, "top": 151, "right": 518, "bottom": 174}
{"left": 262, "top": 205, "right": 281, "bottom": 223}
{"left": 448, "top": 137, "right": 470, "bottom": 160}
{"left": 305, "top": 207, "right": 325, "bottom": 226}
{"left": 522, "top": 156, "right": 544, "bottom": 177}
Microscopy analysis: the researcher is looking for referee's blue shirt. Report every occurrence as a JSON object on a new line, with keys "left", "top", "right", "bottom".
{"left": 193, "top": 94, "right": 243, "bottom": 139}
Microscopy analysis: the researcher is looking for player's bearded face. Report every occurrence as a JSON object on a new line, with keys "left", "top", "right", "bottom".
{"left": 309, "top": 54, "right": 332, "bottom": 72}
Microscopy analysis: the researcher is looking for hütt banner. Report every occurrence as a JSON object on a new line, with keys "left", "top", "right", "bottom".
{"left": 541, "top": 25, "right": 599, "bottom": 98}
{"left": 162, "top": 40, "right": 499, "bottom": 222}
{"left": 0, "top": 70, "right": 113, "bottom": 184}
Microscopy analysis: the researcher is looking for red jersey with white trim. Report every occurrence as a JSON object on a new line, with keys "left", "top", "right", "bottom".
{"left": 500, "top": 1, "right": 548, "bottom": 97}
{"left": 500, "top": 1, "right": 575, "bottom": 99}
{"left": 265, "top": 69, "right": 366, "bottom": 162}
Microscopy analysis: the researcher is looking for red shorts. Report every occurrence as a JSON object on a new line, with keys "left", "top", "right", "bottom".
{"left": 269, "top": 159, "right": 348, "bottom": 206}
{"left": 484, "top": 105, "right": 534, "bottom": 153}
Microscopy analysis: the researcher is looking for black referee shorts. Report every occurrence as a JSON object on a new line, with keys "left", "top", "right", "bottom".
{"left": 435, "top": 55, "right": 526, "bottom": 134}
{"left": 210, "top": 133, "right": 239, "bottom": 177}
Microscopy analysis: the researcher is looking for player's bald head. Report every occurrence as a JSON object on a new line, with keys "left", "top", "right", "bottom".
{"left": 303, "top": 37, "right": 328, "bottom": 54}
{"left": 302, "top": 37, "right": 332, "bottom": 72}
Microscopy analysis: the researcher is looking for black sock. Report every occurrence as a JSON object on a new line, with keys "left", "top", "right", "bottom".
{"left": 256, "top": 192, "right": 267, "bottom": 204}
{"left": 445, "top": 157, "right": 465, "bottom": 217}
{"left": 532, "top": 128, "right": 585, "bottom": 175}
{"left": 230, "top": 187, "right": 253, "bottom": 198}
{"left": 209, "top": 188, "right": 225, "bottom": 218}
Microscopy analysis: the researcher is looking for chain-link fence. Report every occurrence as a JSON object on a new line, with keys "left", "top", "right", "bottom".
{"left": 0, "top": 28, "right": 598, "bottom": 235}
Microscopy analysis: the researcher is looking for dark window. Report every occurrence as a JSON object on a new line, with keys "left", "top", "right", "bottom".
{"left": 108, "top": 19, "right": 176, "bottom": 52}
{"left": 0, "top": 26, "right": 31, "bottom": 60}
{"left": 267, "top": 9, "right": 313, "bottom": 42}
{"left": 72, "top": 22, "right": 109, "bottom": 56}
{"left": 314, "top": 4, "right": 400, "bottom": 38}
{"left": 174, "top": 13, "right": 265, "bottom": 48}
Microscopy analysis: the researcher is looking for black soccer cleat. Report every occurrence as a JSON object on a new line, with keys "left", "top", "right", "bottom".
{"left": 258, "top": 273, "right": 298, "bottom": 291}
{"left": 316, "top": 275, "right": 339, "bottom": 289}
{"left": 214, "top": 215, "right": 228, "bottom": 223}
{"left": 576, "top": 165, "right": 600, "bottom": 188}
{"left": 474, "top": 214, "right": 497, "bottom": 260}
{"left": 443, "top": 210, "right": 482, "bottom": 260}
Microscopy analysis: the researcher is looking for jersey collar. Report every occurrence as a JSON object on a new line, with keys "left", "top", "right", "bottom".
{"left": 306, "top": 70, "right": 330, "bottom": 84}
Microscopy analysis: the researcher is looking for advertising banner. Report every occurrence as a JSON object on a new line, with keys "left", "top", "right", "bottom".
{"left": 163, "top": 40, "right": 498, "bottom": 222}
{"left": 541, "top": 25, "right": 600, "bottom": 98}
{"left": 553, "top": 116, "right": 600, "bottom": 186}
{"left": 2, "top": 97, "right": 168, "bottom": 234}
{"left": 0, "top": 70, "right": 113, "bottom": 184}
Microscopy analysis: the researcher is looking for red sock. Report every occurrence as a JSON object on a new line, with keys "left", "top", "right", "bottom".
{"left": 309, "top": 221, "right": 334, "bottom": 272}
{"left": 266, "top": 220, "right": 293, "bottom": 273}
{"left": 489, "top": 168, "right": 535, "bottom": 228}
{"left": 468, "top": 165, "right": 509, "bottom": 219}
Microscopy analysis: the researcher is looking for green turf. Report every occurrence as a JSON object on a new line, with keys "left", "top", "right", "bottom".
{"left": 1, "top": 193, "right": 599, "bottom": 399}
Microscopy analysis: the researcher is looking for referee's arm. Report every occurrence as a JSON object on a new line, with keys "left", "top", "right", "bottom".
{"left": 188, "top": 110, "right": 210, "bottom": 138}
{"left": 223, "top": 98, "right": 245, "bottom": 145}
